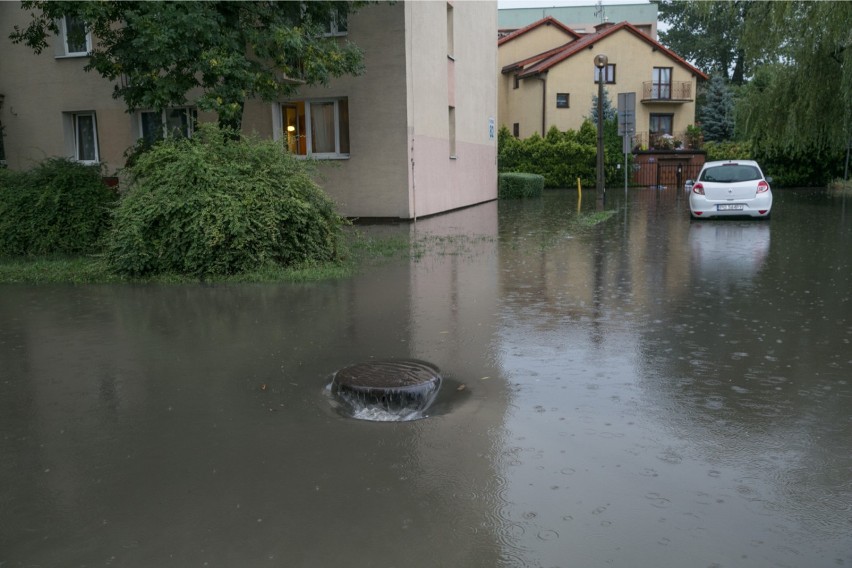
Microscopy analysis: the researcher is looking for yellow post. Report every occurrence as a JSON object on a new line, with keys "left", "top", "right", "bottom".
{"left": 577, "top": 177, "right": 582, "bottom": 212}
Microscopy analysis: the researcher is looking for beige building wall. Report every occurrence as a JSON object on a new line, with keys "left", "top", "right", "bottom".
{"left": 1, "top": 1, "right": 497, "bottom": 220}
{"left": 499, "top": 26, "right": 702, "bottom": 142}
{"left": 497, "top": 25, "right": 574, "bottom": 69}
{"left": 404, "top": 0, "right": 498, "bottom": 219}
{"left": 541, "top": 32, "right": 699, "bottom": 137}
{"left": 0, "top": 3, "right": 131, "bottom": 172}
{"left": 497, "top": 25, "right": 575, "bottom": 138}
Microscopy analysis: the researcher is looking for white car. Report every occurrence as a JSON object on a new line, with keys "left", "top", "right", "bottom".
{"left": 688, "top": 160, "right": 772, "bottom": 219}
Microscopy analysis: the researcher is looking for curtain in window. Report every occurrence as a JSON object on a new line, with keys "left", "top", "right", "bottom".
{"left": 652, "top": 68, "right": 672, "bottom": 99}
{"left": 311, "top": 102, "right": 336, "bottom": 154}
{"left": 76, "top": 114, "right": 96, "bottom": 161}
{"left": 65, "top": 16, "right": 88, "bottom": 53}
{"left": 166, "top": 109, "right": 189, "bottom": 138}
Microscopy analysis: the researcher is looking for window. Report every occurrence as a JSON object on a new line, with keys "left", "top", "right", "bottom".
{"left": 282, "top": 98, "right": 350, "bottom": 158}
{"left": 556, "top": 93, "right": 570, "bottom": 108}
{"left": 139, "top": 107, "right": 197, "bottom": 144}
{"left": 513, "top": 123, "right": 520, "bottom": 138}
{"left": 650, "top": 113, "right": 673, "bottom": 135}
{"left": 58, "top": 15, "right": 91, "bottom": 57}
{"left": 652, "top": 67, "right": 672, "bottom": 99}
{"left": 449, "top": 106, "right": 456, "bottom": 158}
{"left": 67, "top": 112, "right": 99, "bottom": 163}
{"left": 446, "top": 3, "right": 454, "bottom": 58}
{"left": 594, "top": 64, "right": 616, "bottom": 84}
{"left": 322, "top": 6, "right": 348, "bottom": 36}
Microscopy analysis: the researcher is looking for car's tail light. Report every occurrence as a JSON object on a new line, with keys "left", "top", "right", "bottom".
{"left": 757, "top": 180, "right": 770, "bottom": 193}
{"left": 692, "top": 182, "right": 705, "bottom": 195}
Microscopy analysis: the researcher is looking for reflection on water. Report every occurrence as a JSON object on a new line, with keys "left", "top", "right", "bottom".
{"left": 1, "top": 189, "right": 850, "bottom": 567}
{"left": 689, "top": 220, "right": 770, "bottom": 283}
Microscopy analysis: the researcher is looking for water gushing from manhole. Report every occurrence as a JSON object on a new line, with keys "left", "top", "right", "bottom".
{"left": 328, "top": 359, "right": 443, "bottom": 422}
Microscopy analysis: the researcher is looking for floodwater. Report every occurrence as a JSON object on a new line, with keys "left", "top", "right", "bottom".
{"left": 1, "top": 188, "right": 850, "bottom": 568}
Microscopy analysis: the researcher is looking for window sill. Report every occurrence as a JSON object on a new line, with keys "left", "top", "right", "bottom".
{"left": 295, "top": 154, "right": 350, "bottom": 161}
{"left": 449, "top": 155, "right": 458, "bottom": 160}
{"left": 55, "top": 53, "right": 91, "bottom": 59}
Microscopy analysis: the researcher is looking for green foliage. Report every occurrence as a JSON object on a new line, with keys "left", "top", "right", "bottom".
{"left": 702, "top": 140, "right": 752, "bottom": 161}
{"left": 498, "top": 173, "right": 544, "bottom": 199}
{"left": 587, "top": 88, "right": 617, "bottom": 123}
{"left": 700, "top": 75, "right": 736, "bottom": 142}
{"left": 106, "top": 125, "right": 346, "bottom": 277}
{"left": 656, "top": 0, "right": 750, "bottom": 84}
{"left": 498, "top": 121, "right": 626, "bottom": 189}
{"left": 0, "top": 158, "right": 116, "bottom": 257}
{"left": 10, "top": 1, "right": 370, "bottom": 130}
{"left": 736, "top": 2, "right": 851, "bottom": 157}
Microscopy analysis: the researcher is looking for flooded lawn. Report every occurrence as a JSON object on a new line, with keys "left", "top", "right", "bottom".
{"left": 1, "top": 188, "right": 850, "bottom": 567}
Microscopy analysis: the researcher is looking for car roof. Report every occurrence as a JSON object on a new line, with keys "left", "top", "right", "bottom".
{"left": 701, "top": 160, "right": 761, "bottom": 168}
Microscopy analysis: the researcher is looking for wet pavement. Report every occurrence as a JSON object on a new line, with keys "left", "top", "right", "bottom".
{"left": 1, "top": 187, "right": 850, "bottom": 567}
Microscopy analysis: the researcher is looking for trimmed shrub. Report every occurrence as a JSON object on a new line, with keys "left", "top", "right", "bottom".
{"left": 499, "top": 172, "right": 544, "bottom": 199}
{"left": 498, "top": 122, "right": 625, "bottom": 189}
{"left": 106, "top": 125, "right": 346, "bottom": 277}
{"left": 0, "top": 158, "right": 116, "bottom": 257}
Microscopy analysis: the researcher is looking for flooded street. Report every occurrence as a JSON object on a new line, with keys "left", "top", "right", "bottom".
{"left": 1, "top": 188, "right": 850, "bottom": 567}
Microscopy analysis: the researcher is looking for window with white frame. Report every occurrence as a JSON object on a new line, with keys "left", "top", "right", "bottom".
{"left": 138, "top": 107, "right": 197, "bottom": 144}
{"left": 321, "top": 6, "right": 348, "bottom": 37}
{"left": 66, "top": 112, "right": 99, "bottom": 163}
{"left": 58, "top": 15, "right": 91, "bottom": 57}
{"left": 281, "top": 98, "right": 350, "bottom": 158}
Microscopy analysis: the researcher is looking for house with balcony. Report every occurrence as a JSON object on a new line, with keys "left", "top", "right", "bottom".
{"left": 0, "top": 1, "right": 498, "bottom": 220}
{"left": 498, "top": 19, "right": 707, "bottom": 151}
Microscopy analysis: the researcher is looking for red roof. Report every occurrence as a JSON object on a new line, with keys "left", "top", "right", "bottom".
{"left": 498, "top": 16, "right": 581, "bottom": 47}
{"left": 513, "top": 21, "right": 708, "bottom": 80}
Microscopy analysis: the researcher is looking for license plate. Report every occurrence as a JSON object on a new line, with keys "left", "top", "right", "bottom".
{"left": 717, "top": 204, "right": 744, "bottom": 211}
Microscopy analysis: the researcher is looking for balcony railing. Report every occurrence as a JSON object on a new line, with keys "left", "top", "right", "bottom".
{"left": 641, "top": 81, "right": 693, "bottom": 102}
{"left": 632, "top": 130, "right": 704, "bottom": 151}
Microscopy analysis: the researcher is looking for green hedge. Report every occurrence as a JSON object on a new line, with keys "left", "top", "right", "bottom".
{"left": 498, "top": 172, "right": 545, "bottom": 199}
{"left": 106, "top": 125, "right": 346, "bottom": 277}
{"left": 0, "top": 158, "right": 117, "bottom": 257}
{"left": 498, "top": 122, "right": 625, "bottom": 188}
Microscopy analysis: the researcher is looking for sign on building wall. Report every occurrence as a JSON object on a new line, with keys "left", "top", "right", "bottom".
{"left": 489, "top": 117, "right": 495, "bottom": 141}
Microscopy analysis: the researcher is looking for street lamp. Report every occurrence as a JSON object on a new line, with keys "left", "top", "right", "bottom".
{"left": 594, "top": 54, "right": 608, "bottom": 201}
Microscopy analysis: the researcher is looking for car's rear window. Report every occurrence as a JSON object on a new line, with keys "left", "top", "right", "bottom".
{"left": 699, "top": 164, "right": 761, "bottom": 183}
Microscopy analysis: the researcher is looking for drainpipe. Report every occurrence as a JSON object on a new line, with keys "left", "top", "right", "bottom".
{"left": 537, "top": 73, "right": 548, "bottom": 136}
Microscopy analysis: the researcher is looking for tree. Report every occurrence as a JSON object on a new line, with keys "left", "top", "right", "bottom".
{"left": 654, "top": 0, "right": 751, "bottom": 85}
{"left": 736, "top": 1, "right": 852, "bottom": 156}
{"left": 588, "top": 88, "right": 617, "bottom": 123}
{"left": 10, "top": 1, "right": 369, "bottom": 131}
{"left": 699, "top": 75, "right": 735, "bottom": 142}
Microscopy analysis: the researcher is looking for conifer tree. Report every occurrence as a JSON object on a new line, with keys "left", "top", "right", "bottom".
{"left": 699, "top": 75, "right": 736, "bottom": 142}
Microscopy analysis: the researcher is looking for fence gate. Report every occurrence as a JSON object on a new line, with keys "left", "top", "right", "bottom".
{"left": 631, "top": 156, "right": 704, "bottom": 190}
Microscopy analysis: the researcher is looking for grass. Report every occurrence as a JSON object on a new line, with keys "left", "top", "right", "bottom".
{"left": 0, "top": 213, "right": 607, "bottom": 285}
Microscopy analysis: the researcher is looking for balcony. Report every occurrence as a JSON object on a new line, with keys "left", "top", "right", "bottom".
{"left": 633, "top": 130, "right": 703, "bottom": 151}
{"left": 641, "top": 81, "right": 694, "bottom": 103}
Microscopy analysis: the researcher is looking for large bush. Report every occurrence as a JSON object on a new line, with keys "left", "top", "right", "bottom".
{"left": 106, "top": 125, "right": 345, "bottom": 277}
{"left": 0, "top": 158, "right": 116, "bottom": 257}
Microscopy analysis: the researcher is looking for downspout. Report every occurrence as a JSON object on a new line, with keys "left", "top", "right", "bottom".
{"left": 537, "top": 73, "right": 547, "bottom": 136}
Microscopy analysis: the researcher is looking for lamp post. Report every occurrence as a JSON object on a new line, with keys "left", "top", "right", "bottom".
{"left": 594, "top": 54, "right": 608, "bottom": 204}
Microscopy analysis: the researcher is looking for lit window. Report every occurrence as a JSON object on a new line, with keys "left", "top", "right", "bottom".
{"left": 58, "top": 15, "right": 91, "bottom": 57}
{"left": 282, "top": 98, "right": 350, "bottom": 158}
{"left": 594, "top": 64, "right": 616, "bottom": 84}
{"left": 139, "top": 108, "right": 197, "bottom": 144}
{"left": 556, "top": 93, "right": 570, "bottom": 108}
